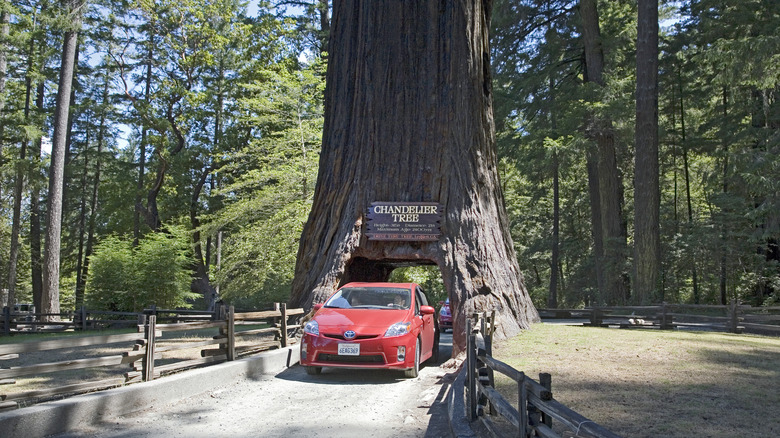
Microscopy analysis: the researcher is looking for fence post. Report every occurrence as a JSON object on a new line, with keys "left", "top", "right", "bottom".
{"left": 2, "top": 306, "right": 9, "bottom": 336}
{"left": 226, "top": 305, "right": 235, "bottom": 361}
{"left": 467, "top": 318, "right": 478, "bottom": 421}
{"left": 729, "top": 299, "right": 740, "bottom": 333}
{"left": 539, "top": 373, "right": 552, "bottom": 429}
{"left": 591, "top": 307, "right": 602, "bottom": 326}
{"left": 518, "top": 372, "right": 527, "bottom": 438}
{"left": 3, "top": 306, "right": 9, "bottom": 336}
{"left": 280, "top": 303, "right": 288, "bottom": 348}
{"left": 143, "top": 315, "right": 157, "bottom": 382}
{"left": 659, "top": 302, "right": 670, "bottom": 330}
{"left": 80, "top": 306, "right": 88, "bottom": 331}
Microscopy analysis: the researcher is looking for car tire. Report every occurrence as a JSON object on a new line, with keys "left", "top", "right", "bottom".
{"left": 404, "top": 338, "right": 420, "bottom": 378}
{"left": 430, "top": 331, "right": 440, "bottom": 363}
{"left": 305, "top": 366, "right": 322, "bottom": 375}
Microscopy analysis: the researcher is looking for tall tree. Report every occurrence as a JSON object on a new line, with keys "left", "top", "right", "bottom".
{"left": 579, "top": 0, "right": 629, "bottom": 304}
{"left": 290, "top": 1, "right": 539, "bottom": 354}
{"left": 0, "top": 5, "right": 8, "bottom": 161}
{"left": 42, "top": 0, "right": 85, "bottom": 318}
{"left": 633, "top": 0, "right": 660, "bottom": 304}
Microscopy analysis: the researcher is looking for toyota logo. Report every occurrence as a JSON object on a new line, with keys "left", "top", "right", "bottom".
{"left": 343, "top": 330, "right": 356, "bottom": 340}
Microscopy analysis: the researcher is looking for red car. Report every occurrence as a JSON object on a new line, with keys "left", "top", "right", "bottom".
{"left": 438, "top": 298, "right": 452, "bottom": 332}
{"left": 300, "top": 282, "right": 439, "bottom": 378}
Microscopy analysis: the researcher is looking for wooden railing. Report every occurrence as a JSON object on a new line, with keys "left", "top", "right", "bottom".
{"left": 538, "top": 301, "right": 780, "bottom": 336}
{"left": 2, "top": 305, "right": 220, "bottom": 335}
{"left": 466, "top": 312, "right": 623, "bottom": 438}
{"left": 0, "top": 304, "right": 304, "bottom": 411}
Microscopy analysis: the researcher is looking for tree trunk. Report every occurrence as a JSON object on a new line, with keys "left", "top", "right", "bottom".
{"left": 549, "top": 148, "right": 559, "bottom": 308}
{"left": 7, "top": 20, "right": 38, "bottom": 309}
{"left": 633, "top": 0, "right": 660, "bottom": 304}
{"left": 678, "top": 75, "right": 699, "bottom": 304}
{"left": 74, "top": 125, "right": 91, "bottom": 309}
{"left": 134, "top": 50, "right": 153, "bottom": 246}
{"left": 586, "top": 149, "right": 605, "bottom": 304}
{"left": 290, "top": 0, "right": 539, "bottom": 355}
{"left": 42, "top": 0, "right": 84, "bottom": 319}
{"left": 75, "top": 69, "right": 109, "bottom": 308}
{"left": 719, "top": 86, "right": 729, "bottom": 305}
{"left": 190, "top": 167, "right": 216, "bottom": 304}
{"left": 317, "top": 0, "right": 330, "bottom": 57}
{"left": 580, "top": 0, "right": 628, "bottom": 305}
{"left": 0, "top": 10, "right": 8, "bottom": 167}
{"left": 30, "top": 70, "right": 45, "bottom": 313}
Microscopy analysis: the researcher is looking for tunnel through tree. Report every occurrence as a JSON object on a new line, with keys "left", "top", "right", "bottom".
{"left": 289, "top": 1, "right": 540, "bottom": 354}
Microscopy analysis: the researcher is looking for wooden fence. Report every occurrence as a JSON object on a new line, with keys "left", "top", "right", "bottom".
{"left": 538, "top": 301, "right": 780, "bottom": 336}
{"left": 466, "top": 312, "right": 623, "bottom": 438}
{"left": 2, "top": 305, "right": 221, "bottom": 336}
{"left": 0, "top": 304, "right": 304, "bottom": 411}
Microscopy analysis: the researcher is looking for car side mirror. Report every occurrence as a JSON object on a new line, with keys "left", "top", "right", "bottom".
{"left": 420, "top": 305, "right": 435, "bottom": 315}
{"left": 313, "top": 303, "right": 323, "bottom": 312}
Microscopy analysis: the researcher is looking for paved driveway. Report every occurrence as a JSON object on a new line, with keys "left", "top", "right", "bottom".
{"left": 53, "top": 334, "right": 456, "bottom": 438}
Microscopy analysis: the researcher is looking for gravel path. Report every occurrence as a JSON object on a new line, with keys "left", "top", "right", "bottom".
{"left": 51, "top": 334, "right": 457, "bottom": 438}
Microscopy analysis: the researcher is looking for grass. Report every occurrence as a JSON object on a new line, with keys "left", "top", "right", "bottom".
{"left": 491, "top": 323, "right": 780, "bottom": 438}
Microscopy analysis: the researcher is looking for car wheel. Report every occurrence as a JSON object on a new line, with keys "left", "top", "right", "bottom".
{"left": 404, "top": 338, "right": 420, "bottom": 378}
{"left": 430, "top": 331, "right": 440, "bottom": 363}
{"left": 305, "top": 366, "right": 322, "bottom": 375}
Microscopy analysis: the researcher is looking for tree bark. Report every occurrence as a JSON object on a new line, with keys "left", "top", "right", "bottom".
{"left": 549, "top": 148, "right": 559, "bottom": 308}
{"left": 7, "top": 17, "right": 37, "bottom": 309}
{"left": 134, "top": 51, "right": 153, "bottom": 246}
{"left": 290, "top": 0, "right": 539, "bottom": 355}
{"left": 75, "top": 69, "right": 109, "bottom": 308}
{"left": 30, "top": 60, "right": 45, "bottom": 313}
{"left": 678, "top": 75, "right": 699, "bottom": 303}
{"left": 579, "top": 0, "right": 628, "bottom": 305}
{"left": 719, "top": 86, "right": 728, "bottom": 305}
{"left": 633, "top": 0, "right": 660, "bottom": 304}
{"left": 0, "top": 9, "right": 8, "bottom": 167}
{"left": 42, "top": 0, "right": 84, "bottom": 319}
{"left": 190, "top": 166, "right": 216, "bottom": 304}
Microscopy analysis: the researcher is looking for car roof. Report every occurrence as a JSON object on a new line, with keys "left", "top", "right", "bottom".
{"left": 340, "top": 282, "right": 416, "bottom": 289}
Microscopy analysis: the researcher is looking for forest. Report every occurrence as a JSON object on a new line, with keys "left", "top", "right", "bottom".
{"left": 0, "top": 0, "right": 777, "bottom": 317}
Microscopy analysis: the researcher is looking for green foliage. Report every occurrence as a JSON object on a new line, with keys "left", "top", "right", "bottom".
{"left": 389, "top": 266, "right": 447, "bottom": 306}
{"left": 205, "top": 59, "right": 325, "bottom": 307}
{"left": 3, "top": 0, "right": 778, "bottom": 315}
{"left": 85, "top": 228, "right": 198, "bottom": 311}
{"left": 493, "top": 0, "right": 780, "bottom": 307}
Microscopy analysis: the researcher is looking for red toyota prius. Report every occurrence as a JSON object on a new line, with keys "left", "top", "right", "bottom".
{"left": 300, "top": 282, "right": 439, "bottom": 378}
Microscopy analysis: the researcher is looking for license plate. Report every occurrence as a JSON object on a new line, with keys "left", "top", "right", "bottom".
{"left": 338, "top": 343, "right": 360, "bottom": 356}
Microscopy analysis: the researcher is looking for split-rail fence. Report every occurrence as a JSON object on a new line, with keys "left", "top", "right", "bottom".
{"left": 0, "top": 304, "right": 304, "bottom": 411}
{"left": 466, "top": 312, "right": 623, "bottom": 438}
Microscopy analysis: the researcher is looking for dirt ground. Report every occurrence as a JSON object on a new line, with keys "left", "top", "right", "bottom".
{"left": 46, "top": 334, "right": 459, "bottom": 438}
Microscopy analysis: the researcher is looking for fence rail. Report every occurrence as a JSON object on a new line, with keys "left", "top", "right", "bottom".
{"left": 1, "top": 305, "right": 225, "bottom": 336}
{"left": 466, "top": 312, "right": 623, "bottom": 438}
{"left": 0, "top": 303, "right": 304, "bottom": 411}
{"left": 537, "top": 301, "right": 780, "bottom": 336}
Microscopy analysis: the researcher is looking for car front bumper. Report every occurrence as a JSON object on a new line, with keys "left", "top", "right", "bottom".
{"left": 300, "top": 332, "right": 418, "bottom": 370}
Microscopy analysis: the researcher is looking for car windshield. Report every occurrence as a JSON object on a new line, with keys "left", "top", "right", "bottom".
{"left": 324, "top": 287, "right": 412, "bottom": 310}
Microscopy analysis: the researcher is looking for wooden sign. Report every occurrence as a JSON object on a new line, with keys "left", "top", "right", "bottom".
{"left": 366, "top": 202, "right": 443, "bottom": 241}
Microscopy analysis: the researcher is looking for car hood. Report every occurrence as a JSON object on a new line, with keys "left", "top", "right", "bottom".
{"left": 313, "top": 308, "right": 412, "bottom": 335}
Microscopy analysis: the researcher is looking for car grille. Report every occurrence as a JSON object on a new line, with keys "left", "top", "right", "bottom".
{"left": 317, "top": 354, "right": 385, "bottom": 364}
{"left": 322, "top": 333, "right": 379, "bottom": 341}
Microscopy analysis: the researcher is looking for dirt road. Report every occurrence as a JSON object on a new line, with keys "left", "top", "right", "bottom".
{"left": 52, "top": 334, "right": 457, "bottom": 438}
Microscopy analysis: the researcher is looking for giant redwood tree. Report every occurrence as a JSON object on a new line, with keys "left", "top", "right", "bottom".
{"left": 289, "top": 0, "right": 539, "bottom": 354}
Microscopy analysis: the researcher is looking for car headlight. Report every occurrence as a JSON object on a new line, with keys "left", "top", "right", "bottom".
{"left": 384, "top": 322, "right": 411, "bottom": 338}
{"left": 304, "top": 320, "right": 319, "bottom": 336}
